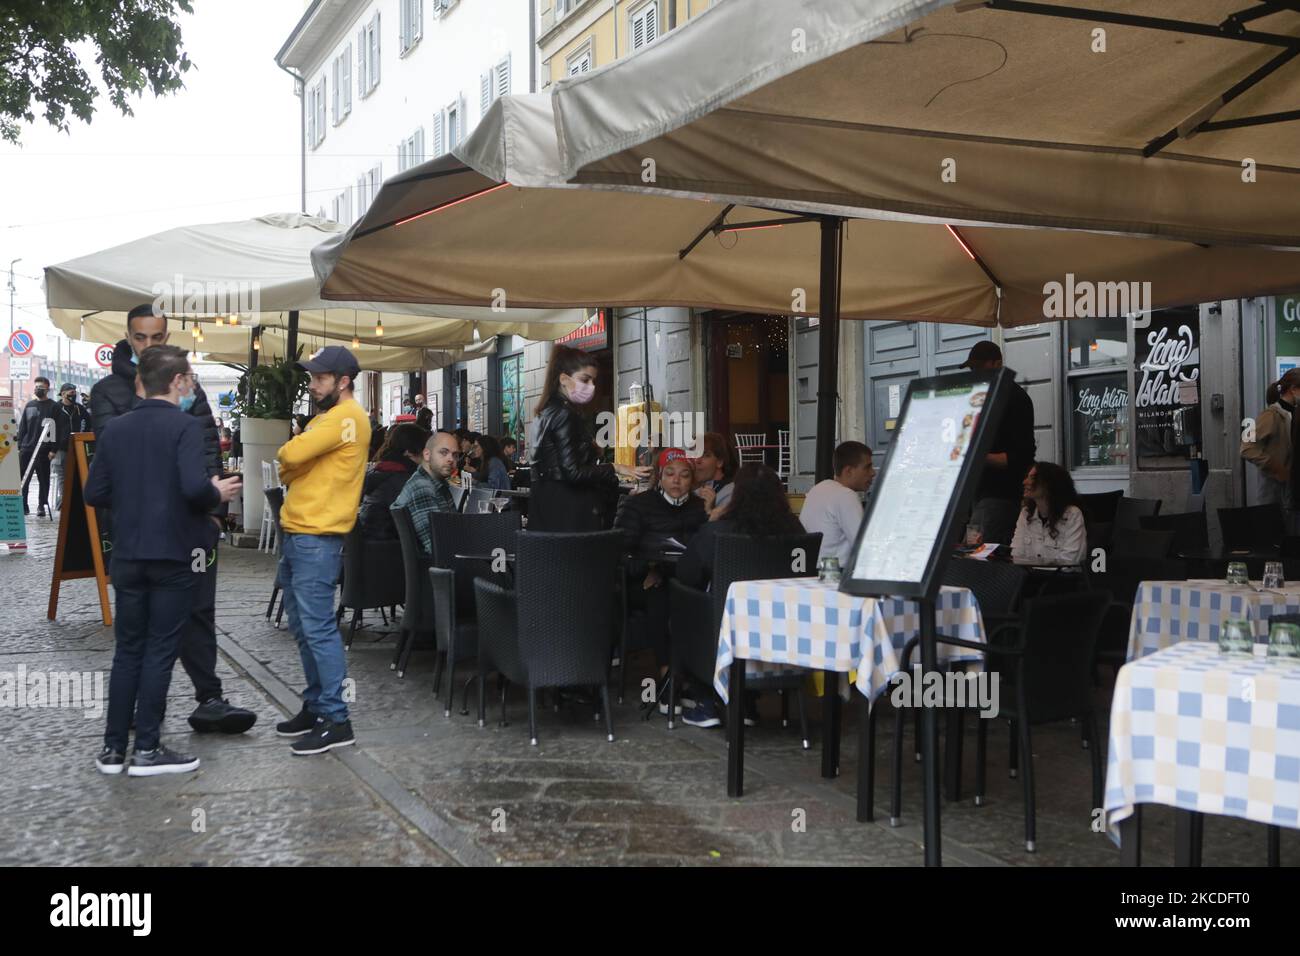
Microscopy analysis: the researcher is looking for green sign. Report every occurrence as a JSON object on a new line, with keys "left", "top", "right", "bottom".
{"left": 1275, "top": 295, "right": 1300, "bottom": 377}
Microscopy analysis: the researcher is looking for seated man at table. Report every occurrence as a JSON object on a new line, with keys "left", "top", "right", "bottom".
{"left": 614, "top": 448, "right": 708, "bottom": 703}
{"left": 391, "top": 430, "right": 460, "bottom": 560}
{"left": 676, "top": 463, "right": 806, "bottom": 728}
{"left": 1009, "top": 461, "right": 1087, "bottom": 566}
{"left": 799, "top": 440, "right": 875, "bottom": 568}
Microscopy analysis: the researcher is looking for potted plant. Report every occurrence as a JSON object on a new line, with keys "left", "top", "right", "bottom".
{"left": 222, "top": 353, "right": 309, "bottom": 536}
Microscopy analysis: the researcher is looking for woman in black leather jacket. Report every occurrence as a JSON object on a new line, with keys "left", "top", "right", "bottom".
{"left": 530, "top": 345, "right": 650, "bottom": 531}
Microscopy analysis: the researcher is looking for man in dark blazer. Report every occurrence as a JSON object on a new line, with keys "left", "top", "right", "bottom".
{"left": 89, "top": 304, "right": 255, "bottom": 735}
{"left": 85, "top": 345, "right": 242, "bottom": 776}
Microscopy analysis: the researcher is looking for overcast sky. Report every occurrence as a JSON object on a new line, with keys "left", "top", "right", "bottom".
{"left": 1, "top": 0, "right": 305, "bottom": 364}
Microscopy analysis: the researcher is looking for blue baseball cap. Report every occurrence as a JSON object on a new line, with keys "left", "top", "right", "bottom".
{"left": 299, "top": 345, "right": 360, "bottom": 379}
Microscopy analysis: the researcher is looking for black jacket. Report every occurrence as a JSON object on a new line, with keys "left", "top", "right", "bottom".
{"left": 614, "top": 488, "right": 707, "bottom": 576}
{"left": 84, "top": 399, "right": 221, "bottom": 563}
{"left": 358, "top": 458, "right": 417, "bottom": 541}
{"left": 676, "top": 514, "right": 806, "bottom": 590}
{"left": 89, "top": 339, "right": 221, "bottom": 479}
{"left": 528, "top": 395, "right": 619, "bottom": 532}
{"left": 976, "top": 373, "right": 1037, "bottom": 502}
{"left": 17, "top": 396, "right": 57, "bottom": 452}
{"left": 54, "top": 400, "right": 92, "bottom": 452}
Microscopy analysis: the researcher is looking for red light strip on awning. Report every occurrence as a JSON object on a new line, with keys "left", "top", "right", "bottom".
{"left": 395, "top": 182, "right": 512, "bottom": 227}
{"left": 945, "top": 224, "right": 977, "bottom": 260}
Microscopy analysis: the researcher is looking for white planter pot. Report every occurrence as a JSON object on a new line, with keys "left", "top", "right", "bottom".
{"left": 239, "top": 416, "right": 291, "bottom": 535}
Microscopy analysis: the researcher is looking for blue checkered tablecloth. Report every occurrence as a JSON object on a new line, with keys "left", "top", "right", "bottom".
{"left": 713, "top": 578, "right": 986, "bottom": 703}
{"left": 1127, "top": 581, "right": 1300, "bottom": 660}
{"left": 1105, "top": 642, "right": 1300, "bottom": 841}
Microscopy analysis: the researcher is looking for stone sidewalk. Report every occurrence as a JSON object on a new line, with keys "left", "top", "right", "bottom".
{"left": 3, "top": 504, "right": 1295, "bottom": 866}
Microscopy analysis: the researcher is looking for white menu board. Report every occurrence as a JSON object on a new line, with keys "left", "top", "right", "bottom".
{"left": 850, "top": 380, "right": 990, "bottom": 586}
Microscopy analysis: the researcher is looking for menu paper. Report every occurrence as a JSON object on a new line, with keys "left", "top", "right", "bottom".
{"left": 851, "top": 382, "right": 989, "bottom": 585}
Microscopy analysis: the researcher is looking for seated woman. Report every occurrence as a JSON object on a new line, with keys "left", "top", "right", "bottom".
{"left": 692, "top": 431, "right": 737, "bottom": 520}
{"left": 675, "top": 463, "right": 804, "bottom": 728}
{"left": 613, "top": 448, "right": 708, "bottom": 703}
{"left": 358, "top": 423, "right": 429, "bottom": 541}
{"left": 473, "top": 434, "right": 512, "bottom": 492}
{"left": 1009, "top": 460, "right": 1087, "bottom": 566}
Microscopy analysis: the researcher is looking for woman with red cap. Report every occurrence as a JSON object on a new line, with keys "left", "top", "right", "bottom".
{"left": 614, "top": 447, "right": 708, "bottom": 701}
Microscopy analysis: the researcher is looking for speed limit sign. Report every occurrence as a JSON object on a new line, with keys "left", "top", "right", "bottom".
{"left": 95, "top": 344, "right": 115, "bottom": 368}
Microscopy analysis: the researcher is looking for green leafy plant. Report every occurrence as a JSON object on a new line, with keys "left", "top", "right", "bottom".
{"left": 224, "top": 354, "right": 308, "bottom": 420}
{"left": 0, "top": 0, "right": 195, "bottom": 144}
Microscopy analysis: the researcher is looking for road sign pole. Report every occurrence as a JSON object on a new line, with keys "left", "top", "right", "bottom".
{"left": 7, "top": 258, "right": 19, "bottom": 403}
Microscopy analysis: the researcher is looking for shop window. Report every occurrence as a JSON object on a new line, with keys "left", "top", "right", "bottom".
{"left": 1067, "top": 316, "right": 1127, "bottom": 370}
{"left": 1067, "top": 373, "right": 1129, "bottom": 468}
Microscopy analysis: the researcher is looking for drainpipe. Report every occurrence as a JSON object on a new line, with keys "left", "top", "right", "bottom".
{"left": 530, "top": 0, "right": 537, "bottom": 92}
{"left": 277, "top": 60, "right": 306, "bottom": 213}
{"left": 612, "top": 0, "right": 618, "bottom": 58}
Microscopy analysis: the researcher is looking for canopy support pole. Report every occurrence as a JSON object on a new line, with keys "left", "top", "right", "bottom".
{"left": 287, "top": 310, "right": 299, "bottom": 360}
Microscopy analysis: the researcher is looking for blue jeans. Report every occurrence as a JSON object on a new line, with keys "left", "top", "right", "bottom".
{"left": 105, "top": 558, "right": 199, "bottom": 752}
{"left": 278, "top": 533, "right": 348, "bottom": 724}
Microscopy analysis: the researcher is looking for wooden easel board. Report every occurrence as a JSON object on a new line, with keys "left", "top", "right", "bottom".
{"left": 48, "top": 434, "right": 112, "bottom": 626}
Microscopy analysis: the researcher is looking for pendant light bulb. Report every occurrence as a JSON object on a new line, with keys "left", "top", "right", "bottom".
{"left": 375, "top": 318, "right": 384, "bottom": 337}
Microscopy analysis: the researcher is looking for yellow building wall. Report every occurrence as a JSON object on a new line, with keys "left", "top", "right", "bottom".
{"left": 544, "top": 0, "right": 713, "bottom": 87}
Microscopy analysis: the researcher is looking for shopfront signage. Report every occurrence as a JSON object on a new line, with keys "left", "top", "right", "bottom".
{"left": 555, "top": 310, "right": 608, "bottom": 352}
{"left": 1134, "top": 311, "right": 1201, "bottom": 459}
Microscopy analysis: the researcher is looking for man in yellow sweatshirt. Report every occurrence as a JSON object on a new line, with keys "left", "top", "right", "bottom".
{"left": 273, "top": 346, "right": 371, "bottom": 755}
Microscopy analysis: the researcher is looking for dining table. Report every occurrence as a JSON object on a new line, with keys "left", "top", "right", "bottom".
{"left": 1127, "top": 579, "right": 1300, "bottom": 660}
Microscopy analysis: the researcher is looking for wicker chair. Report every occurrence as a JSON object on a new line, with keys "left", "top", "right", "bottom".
{"left": 338, "top": 524, "right": 405, "bottom": 650}
{"left": 390, "top": 506, "right": 436, "bottom": 678}
{"left": 472, "top": 530, "right": 624, "bottom": 746}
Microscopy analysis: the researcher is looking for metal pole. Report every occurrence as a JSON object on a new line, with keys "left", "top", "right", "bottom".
{"left": 815, "top": 218, "right": 841, "bottom": 483}
{"left": 8, "top": 257, "right": 19, "bottom": 401}
{"left": 286, "top": 309, "right": 300, "bottom": 360}
{"left": 920, "top": 598, "right": 942, "bottom": 866}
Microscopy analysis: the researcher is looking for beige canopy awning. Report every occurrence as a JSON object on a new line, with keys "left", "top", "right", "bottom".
{"left": 315, "top": 92, "right": 1300, "bottom": 328}
{"left": 553, "top": 0, "right": 1300, "bottom": 249}
{"left": 46, "top": 212, "right": 585, "bottom": 347}
{"left": 200, "top": 326, "right": 486, "bottom": 372}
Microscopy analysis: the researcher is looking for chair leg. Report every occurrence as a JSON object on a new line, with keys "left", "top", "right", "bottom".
{"left": 477, "top": 672, "right": 487, "bottom": 727}
{"left": 460, "top": 674, "right": 474, "bottom": 716}
{"left": 431, "top": 650, "right": 444, "bottom": 699}
{"left": 499, "top": 676, "right": 510, "bottom": 728}
{"left": 266, "top": 585, "right": 279, "bottom": 620}
{"left": 890, "top": 701, "right": 906, "bottom": 826}
{"left": 275, "top": 594, "right": 284, "bottom": 628}
{"left": 795, "top": 687, "right": 810, "bottom": 750}
{"left": 1019, "top": 718, "right": 1037, "bottom": 852}
{"left": 396, "top": 628, "right": 417, "bottom": 678}
{"left": 335, "top": 603, "right": 345, "bottom": 625}
{"left": 391, "top": 627, "right": 407, "bottom": 670}
{"left": 443, "top": 640, "right": 457, "bottom": 718}
{"left": 600, "top": 683, "right": 615, "bottom": 742}
{"left": 380, "top": 606, "right": 389, "bottom": 626}
{"left": 666, "top": 668, "right": 677, "bottom": 731}
{"left": 1268, "top": 826, "right": 1281, "bottom": 867}
{"left": 975, "top": 713, "right": 988, "bottom": 806}
{"left": 345, "top": 608, "right": 360, "bottom": 651}
{"left": 1008, "top": 720, "right": 1019, "bottom": 779}
{"left": 1086, "top": 713, "right": 1104, "bottom": 814}
{"left": 913, "top": 708, "right": 922, "bottom": 763}
{"left": 781, "top": 688, "right": 790, "bottom": 728}
{"left": 527, "top": 685, "right": 538, "bottom": 746}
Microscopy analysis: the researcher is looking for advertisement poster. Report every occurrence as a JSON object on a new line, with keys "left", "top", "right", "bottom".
{"left": 1133, "top": 307, "right": 1200, "bottom": 467}
{"left": 1276, "top": 294, "right": 1300, "bottom": 379}
{"left": 1, "top": 396, "right": 28, "bottom": 549}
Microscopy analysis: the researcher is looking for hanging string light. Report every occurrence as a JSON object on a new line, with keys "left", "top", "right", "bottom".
{"left": 352, "top": 310, "right": 360, "bottom": 348}
{"left": 375, "top": 317, "right": 384, "bottom": 337}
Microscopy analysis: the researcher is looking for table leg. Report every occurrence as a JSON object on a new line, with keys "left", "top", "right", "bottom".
{"left": 944, "top": 704, "right": 964, "bottom": 802}
{"left": 821, "top": 671, "right": 841, "bottom": 778}
{"left": 1268, "top": 825, "right": 1281, "bottom": 867}
{"left": 726, "top": 659, "right": 745, "bottom": 798}
{"left": 1174, "top": 809, "right": 1203, "bottom": 867}
{"left": 1119, "top": 807, "right": 1142, "bottom": 867}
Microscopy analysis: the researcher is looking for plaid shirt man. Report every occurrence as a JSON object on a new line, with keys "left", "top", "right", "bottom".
{"left": 391, "top": 465, "right": 457, "bottom": 558}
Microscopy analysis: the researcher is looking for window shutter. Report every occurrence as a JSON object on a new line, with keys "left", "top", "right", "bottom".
{"left": 456, "top": 95, "right": 466, "bottom": 147}
{"left": 632, "top": 13, "right": 644, "bottom": 49}
{"left": 415, "top": 126, "right": 425, "bottom": 165}
{"left": 342, "top": 45, "right": 352, "bottom": 115}
{"left": 306, "top": 89, "right": 315, "bottom": 148}
{"left": 481, "top": 70, "right": 492, "bottom": 115}
{"left": 371, "top": 13, "right": 381, "bottom": 87}
{"left": 414, "top": 0, "right": 422, "bottom": 41}
{"left": 497, "top": 54, "right": 511, "bottom": 99}
{"left": 316, "top": 78, "right": 326, "bottom": 144}
{"left": 331, "top": 60, "right": 339, "bottom": 124}
{"left": 357, "top": 28, "right": 367, "bottom": 93}
{"left": 357, "top": 175, "right": 367, "bottom": 212}
{"left": 646, "top": 3, "right": 658, "bottom": 43}
{"left": 432, "top": 108, "right": 444, "bottom": 156}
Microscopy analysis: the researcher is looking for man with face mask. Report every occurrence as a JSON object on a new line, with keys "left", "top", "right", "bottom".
{"left": 89, "top": 304, "right": 256, "bottom": 735}
{"left": 273, "top": 346, "right": 371, "bottom": 755}
{"left": 50, "top": 382, "right": 92, "bottom": 511}
{"left": 17, "top": 375, "right": 58, "bottom": 516}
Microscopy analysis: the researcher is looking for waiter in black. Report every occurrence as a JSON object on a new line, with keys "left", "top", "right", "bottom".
{"left": 89, "top": 304, "right": 256, "bottom": 734}
{"left": 961, "top": 341, "right": 1037, "bottom": 547}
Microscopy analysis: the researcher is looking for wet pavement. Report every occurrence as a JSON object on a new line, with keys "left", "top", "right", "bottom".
{"left": 3, "top": 501, "right": 1295, "bottom": 867}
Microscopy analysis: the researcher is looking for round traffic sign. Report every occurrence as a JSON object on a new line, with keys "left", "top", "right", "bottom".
{"left": 8, "top": 329, "right": 33, "bottom": 356}
{"left": 95, "top": 344, "right": 115, "bottom": 368}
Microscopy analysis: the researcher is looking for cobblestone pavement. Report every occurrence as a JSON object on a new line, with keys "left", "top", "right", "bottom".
{"left": 3, "top": 501, "right": 1296, "bottom": 866}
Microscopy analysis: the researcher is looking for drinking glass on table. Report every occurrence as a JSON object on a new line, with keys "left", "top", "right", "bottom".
{"left": 492, "top": 497, "right": 509, "bottom": 514}
{"left": 817, "top": 556, "right": 841, "bottom": 584}
{"left": 1263, "top": 561, "right": 1285, "bottom": 590}
{"left": 1268, "top": 621, "right": 1300, "bottom": 659}
{"left": 476, "top": 500, "right": 492, "bottom": 514}
{"left": 964, "top": 524, "right": 983, "bottom": 547}
{"left": 1219, "top": 617, "right": 1253, "bottom": 655}
{"left": 1226, "top": 562, "right": 1250, "bottom": 587}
